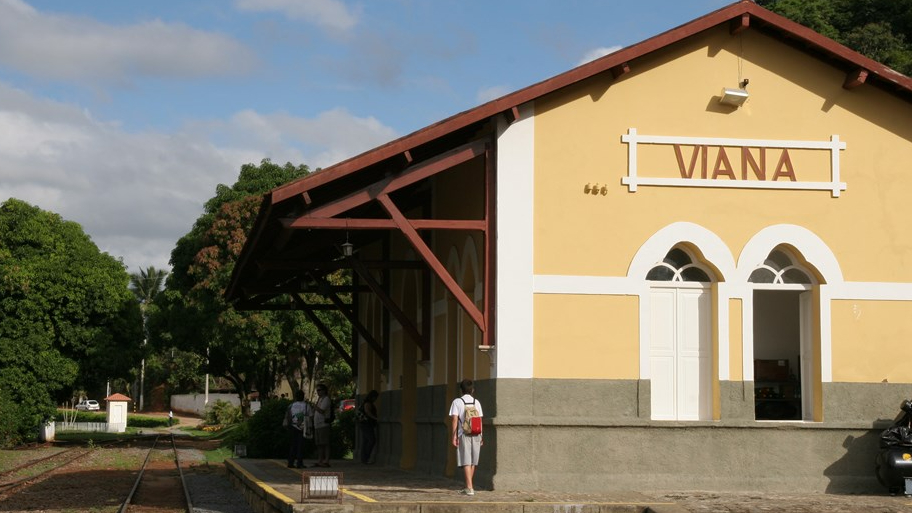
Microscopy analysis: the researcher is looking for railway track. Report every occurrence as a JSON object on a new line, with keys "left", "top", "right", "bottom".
{"left": 0, "top": 434, "right": 194, "bottom": 512}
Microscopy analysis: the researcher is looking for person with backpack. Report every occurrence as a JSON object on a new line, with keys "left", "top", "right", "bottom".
{"left": 449, "top": 379, "right": 483, "bottom": 496}
{"left": 285, "top": 390, "right": 312, "bottom": 468}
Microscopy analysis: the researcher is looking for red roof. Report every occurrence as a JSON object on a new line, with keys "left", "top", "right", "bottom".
{"left": 105, "top": 393, "right": 132, "bottom": 402}
{"left": 267, "top": 0, "right": 912, "bottom": 206}
{"left": 226, "top": 0, "right": 912, "bottom": 302}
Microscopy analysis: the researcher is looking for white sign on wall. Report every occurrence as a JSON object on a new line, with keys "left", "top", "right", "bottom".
{"left": 621, "top": 128, "right": 847, "bottom": 197}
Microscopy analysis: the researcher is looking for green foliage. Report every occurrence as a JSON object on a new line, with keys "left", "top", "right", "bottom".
{"left": 758, "top": 0, "right": 912, "bottom": 75}
{"left": 127, "top": 415, "right": 170, "bottom": 428}
{"left": 204, "top": 399, "right": 242, "bottom": 425}
{"left": 0, "top": 394, "right": 29, "bottom": 447}
{"left": 243, "top": 398, "right": 293, "bottom": 458}
{"left": 153, "top": 159, "right": 354, "bottom": 410}
{"left": 219, "top": 419, "right": 251, "bottom": 454}
{"left": 144, "top": 348, "right": 205, "bottom": 395}
{"left": 331, "top": 407, "right": 356, "bottom": 459}
{"left": 0, "top": 199, "right": 142, "bottom": 445}
{"left": 236, "top": 399, "right": 355, "bottom": 459}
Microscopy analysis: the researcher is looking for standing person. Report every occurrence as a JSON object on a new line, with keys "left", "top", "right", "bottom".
{"left": 285, "top": 390, "right": 311, "bottom": 468}
{"left": 312, "top": 384, "right": 332, "bottom": 467}
{"left": 358, "top": 390, "right": 379, "bottom": 464}
{"left": 168, "top": 410, "right": 173, "bottom": 427}
{"left": 449, "top": 379, "right": 483, "bottom": 496}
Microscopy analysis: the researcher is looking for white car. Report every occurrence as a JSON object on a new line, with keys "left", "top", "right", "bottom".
{"left": 75, "top": 400, "right": 100, "bottom": 411}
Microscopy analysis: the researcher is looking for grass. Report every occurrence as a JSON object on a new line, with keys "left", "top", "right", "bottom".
{"left": 203, "top": 447, "right": 234, "bottom": 464}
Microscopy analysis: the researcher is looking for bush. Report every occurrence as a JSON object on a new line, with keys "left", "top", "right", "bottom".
{"left": 128, "top": 415, "right": 170, "bottom": 428}
{"left": 204, "top": 400, "right": 241, "bottom": 426}
{"left": 0, "top": 396, "right": 29, "bottom": 448}
{"left": 243, "top": 398, "right": 292, "bottom": 458}
{"left": 331, "top": 408, "right": 356, "bottom": 459}
{"left": 220, "top": 422, "right": 250, "bottom": 454}
{"left": 235, "top": 399, "right": 356, "bottom": 460}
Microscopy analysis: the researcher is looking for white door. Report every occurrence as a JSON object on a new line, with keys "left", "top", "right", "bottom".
{"left": 650, "top": 287, "right": 711, "bottom": 420}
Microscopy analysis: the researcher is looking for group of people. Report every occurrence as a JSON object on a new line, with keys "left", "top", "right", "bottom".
{"left": 284, "top": 379, "right": 483, "bottom": 497}
{"left": 285, "top": 384, "right": 334, "bottom": 468}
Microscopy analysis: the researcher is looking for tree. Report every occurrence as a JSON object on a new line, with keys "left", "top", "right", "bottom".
{"left": 152, "top": 160, "right": 352, "bottom": 414}
{"left": 0, "top": 199, "right": 142, "bottom": 445}
{"left": 129, "top": 266, "right": 168, "bottom": 410}
{"left": 758, "top": 0, "right": 912, "bottom": 75}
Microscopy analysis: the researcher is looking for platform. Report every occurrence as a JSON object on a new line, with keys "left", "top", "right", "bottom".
{"left": 225, "top": 458, "right": 684, "bottom": 513}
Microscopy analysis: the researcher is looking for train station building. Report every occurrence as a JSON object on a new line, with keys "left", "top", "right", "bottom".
{"left": 226, "top": 0, "right": 912, "bottom": 493}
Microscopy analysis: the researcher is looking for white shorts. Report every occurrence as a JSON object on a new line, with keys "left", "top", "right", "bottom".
{"left": 456, "top": 434, "right": 481, "bottom": 467}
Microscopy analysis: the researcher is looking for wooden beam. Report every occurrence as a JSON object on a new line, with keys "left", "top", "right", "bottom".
{"left": 611, "top": 62, "right": 630, "bottom": 79}
{"left": 503, "top": 106, "right": 521, "bottom": 125}
{"left": 844, "top": 68, "right": 868, "bottom": 89}
{"left": 376, "top": 193, "right": 486, "bottom": 332}
{"left": 241, "top": 283, "right": 365, "bottom": 294}
{"left": 483, "top": 144, "right": 496, "bottom": 348}
{"left": 301, "top": 139, "right": 487, "bottom": 219}
{"left": 348, "top": 256, "right": 429, "bottom": 357}
{"left": 309, "top": 276, "right": 385, "bottom": 359}
{"left": 257, "top": 259, "right": 424, "bottom": 271}
{"left": 730, "top": 13, "right": 749, "bottom": 35}
{"left": 293, "top": 294, "right": 354, "bottom": 368}
{"left": 236, "top": 302, "right": 340, "bottom": 311}
{"left": 280, "top": 217, "right": 486, "bottom": 231}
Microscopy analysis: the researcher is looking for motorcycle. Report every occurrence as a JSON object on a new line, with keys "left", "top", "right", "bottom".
{"left": 875, "top": 399, "right": 912, "bottom": 495}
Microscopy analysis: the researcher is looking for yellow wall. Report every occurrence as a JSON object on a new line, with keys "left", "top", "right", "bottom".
{"left": 531, "top": 25, "right": 912, "bottom": 382}
{"left": 533, "top": 26, "right": 912, "bottom": 282}
{"left": 534, "top": 294, "right": 639, "bottom": 379}
{"left": 831, "top": 300, "right": 912, "bottom": 383}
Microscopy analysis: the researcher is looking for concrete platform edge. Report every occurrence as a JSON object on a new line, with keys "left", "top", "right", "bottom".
{"left": 226, "top": 458, "right": 297, "bottom": 513}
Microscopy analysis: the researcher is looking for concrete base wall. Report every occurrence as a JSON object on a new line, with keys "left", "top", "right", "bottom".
{"left": 386, "top": 378, "right": 907, "bottom": 494}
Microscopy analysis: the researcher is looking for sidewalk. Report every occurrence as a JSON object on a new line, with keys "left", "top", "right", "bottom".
{"left": 225, "top": 457, "right": 912, "bottom": 513}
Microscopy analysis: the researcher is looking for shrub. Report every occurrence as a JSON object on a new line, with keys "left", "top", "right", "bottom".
{"left": 127, "top": 415, "right": 170, "bottom": 428}
{"left": 0, "top": 396, "right": 28, "bottom": 448}
{"left": 243, "top": 398, "right": 292, "bottom": 458}
{"left": 204, "top": 400, "right": 241, "bottom": 426}
{"left": 331, "top": 408, "right": 356, "bottom": 459}
{"left": 220, "top": 422, "right": 250, "bottom": 454}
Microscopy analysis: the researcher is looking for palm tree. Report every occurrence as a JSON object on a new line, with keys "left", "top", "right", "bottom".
{"left": 129, "top": 266, "right": 168, "bottom": 411}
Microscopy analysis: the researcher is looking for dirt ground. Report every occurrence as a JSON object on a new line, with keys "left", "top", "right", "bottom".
{"left": 0, "top": 422, "right": 220, "bottom": 513}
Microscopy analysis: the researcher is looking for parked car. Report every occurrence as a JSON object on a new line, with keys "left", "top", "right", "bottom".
{"left": 75, "top": 399, "right": 100, "bottom": 411}
{"left": 338, "top": 399, "right": 356, "bottom": 412}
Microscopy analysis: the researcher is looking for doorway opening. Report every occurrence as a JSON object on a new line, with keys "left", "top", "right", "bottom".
{"left": 749, "top": 249, "right": 814, "bottom": 421}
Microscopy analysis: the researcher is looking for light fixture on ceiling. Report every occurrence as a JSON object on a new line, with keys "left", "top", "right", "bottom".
{"left": 719, "top": 79, "right": 749, "bottom": 107}
{"left": 341, "top": 232, "right": 353, "bottom": 257}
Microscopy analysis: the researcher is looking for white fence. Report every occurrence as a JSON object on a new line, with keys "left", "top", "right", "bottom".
{"left": 55, "top": 421, "right": 127, "bottom": 433}
{"left": 170, "top": 393, "right": 260, "bottom": 416}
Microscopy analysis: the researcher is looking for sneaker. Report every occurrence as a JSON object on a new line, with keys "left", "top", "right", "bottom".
{"left": 459, "top": 488, "right": 475, "bottom": 496}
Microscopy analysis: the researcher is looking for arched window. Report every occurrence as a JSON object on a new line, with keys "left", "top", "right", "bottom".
{"left": 748, "top": 250, "right": 812, "bottom": 284}
{"left": 647, "top": 247, "right": 712, "bottom": 282}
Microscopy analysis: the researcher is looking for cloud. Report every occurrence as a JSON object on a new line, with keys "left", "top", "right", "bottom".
{"left": 577, "top": 46, "right": 623, "bottom": 66}
{"left": 235, "top": 0, "right": 360, "bottom": 32}
{"left": 0, "top": 81, "right": 397, "bottom": 274}
{"left": 476, "top": 86, "right": 513, "bottom": 104}
{"left": 0, "top": 0, "right": 256, "bottom": 85}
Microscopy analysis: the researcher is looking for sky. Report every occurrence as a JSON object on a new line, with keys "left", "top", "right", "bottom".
{"left": 0, "top": 0, "right": 732, "bottom": 275}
